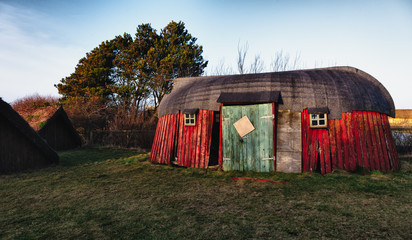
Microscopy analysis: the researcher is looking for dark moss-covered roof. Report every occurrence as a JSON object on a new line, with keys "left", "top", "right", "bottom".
{"left": 0, "top": 98, "right": 59, "bottom": 163}
{"left": 159, "top": 66, "right": 395, "bottom": 119}
{"left": 38, "top": 106, "right": 83, "bottom": 147}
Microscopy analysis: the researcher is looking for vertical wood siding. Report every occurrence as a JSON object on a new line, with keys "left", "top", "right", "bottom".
{"left": 39, "top": 115, "right": 81, "bottom": 151}
{"left": 150, "top": 114, "right": 179, "bottom": 165}
{"left": 150, "top": 110, "right": 214, "bottom": 168}
{"left": 302, "top": 110, "right": 399, "bottom": 174}
{"left": 176, "top": 110, "right": 214, "bottom": 168}
{"left": 1, "top": 115, "right": 52, "bottom": 173}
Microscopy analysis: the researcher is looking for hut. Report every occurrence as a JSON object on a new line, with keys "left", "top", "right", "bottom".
{"left": 0, "top": 98, "right": 59, "bottom": 173}
{"left": 150, "top": 66, "right": 400, "bottom": 174}
{"left": 15, "top": 105, "right": 82, "bottom": 151}
{"left": 37, "top": 107, "right": 82, "bottom": 151}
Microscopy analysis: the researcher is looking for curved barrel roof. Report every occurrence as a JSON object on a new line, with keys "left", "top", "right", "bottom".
{"left": 159, "top": 66, "right": 395, "bottom": 119}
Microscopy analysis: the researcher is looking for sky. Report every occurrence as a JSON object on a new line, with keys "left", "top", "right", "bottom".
{"left": 0, "top": 0, "right": 411, "bottom": 108}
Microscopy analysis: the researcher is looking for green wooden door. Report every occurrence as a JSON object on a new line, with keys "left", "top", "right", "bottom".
{"left": 222, "top": 103, "right": 274, "bottom": 172}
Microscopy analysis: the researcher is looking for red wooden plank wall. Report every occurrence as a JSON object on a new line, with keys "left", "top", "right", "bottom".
{"left": 175, "top": 110, "right": 214, "bottom": 168}
{"left": 302, "top": 110, "right": 399, "bottom": 174}
{"left": 150, "top": 114, "right": 179, "bottom": 165}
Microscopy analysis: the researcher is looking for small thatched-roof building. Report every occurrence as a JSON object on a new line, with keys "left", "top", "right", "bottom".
{"left": 37, "top": 107, "right": 82, "bottom": 151}
{"left": 15, "top": 104, "right": 82, "bottom": 151}
{"left": 0, "top": 98, "right": 59, "bottom": 173}
{"left": 151, "top": 66, "right": 399, "bottom": 174}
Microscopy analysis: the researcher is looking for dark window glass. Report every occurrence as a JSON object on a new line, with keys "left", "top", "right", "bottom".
{"left": 191, "top": 119, "right": 194, "bottom": 124}
{"left": 311, "top": 114, "right": 317, "bottom": 119}
{"left": 319, "top": 120, "right": 325, "bottom": 125}
{"left": 312, "top": 120, "right": 318, "bottom": 126}
{"left": 319, "top": 114, "right": 324, "bottom": 118}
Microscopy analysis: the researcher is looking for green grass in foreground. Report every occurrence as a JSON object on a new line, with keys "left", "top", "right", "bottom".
{"left": 0, "top": 147, "right": 411, "bottom": 239}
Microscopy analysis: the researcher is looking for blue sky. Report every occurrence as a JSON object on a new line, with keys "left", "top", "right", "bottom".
{"left": 0, "top": 0, "right": 411, "bottom": 108}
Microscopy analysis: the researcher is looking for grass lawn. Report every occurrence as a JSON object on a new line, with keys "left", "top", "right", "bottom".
{"left": 1, "top": 146, "right": 411, "bottom": 239}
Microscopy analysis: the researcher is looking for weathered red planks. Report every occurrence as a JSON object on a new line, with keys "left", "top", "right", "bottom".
{"left": 319, "top": 129, "right": 325, "bottom": 175}
{"left": 340, "top": 114, "right": 350, "bottom": 170}
{"left": 352, "top": 111, "right": 363, "bottom": 168}
{"left": 323, "top": 130, "right": 331, "bottom": 174}
{"left": 329, "top": 120, "right": 337, "bottom": 169}
{"left": 346, "top": 113, "right": 356, "bottom": 171}
{"left": 358, "top": 112, "right": 369, "bottom": 169}
{"left": 301, "top": 110, "right": 398, "bottom": 174}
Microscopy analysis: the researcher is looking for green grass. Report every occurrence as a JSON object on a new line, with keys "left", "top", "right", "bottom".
{"left": 1, "top": 147, "right": 411, "bottom": 239}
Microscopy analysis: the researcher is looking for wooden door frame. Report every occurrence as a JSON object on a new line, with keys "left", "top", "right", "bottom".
{"left": 218, "top": 102, "right": 277, "bottom": 171}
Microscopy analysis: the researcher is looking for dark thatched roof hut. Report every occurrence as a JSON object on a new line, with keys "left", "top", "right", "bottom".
{"left": 0, "top": 98, "right": 59, "bottom": 173}
{"left": 150, "top": 66, "right": 399, "bottom": 174}
{"left": 38, "top": 107, "right": 82, "bottom": 151}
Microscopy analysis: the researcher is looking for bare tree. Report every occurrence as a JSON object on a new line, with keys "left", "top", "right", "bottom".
{"left": 270, "top": 50, "right": 303, "bottom": 71}
{"left": 237, "top": 41, "right": 248, "bottom": 74}
{"left": 210, "top": 59, "right": 234, "bottom": 76}
{"left": 250, "top": 54, "right": 265, "bottom": 73}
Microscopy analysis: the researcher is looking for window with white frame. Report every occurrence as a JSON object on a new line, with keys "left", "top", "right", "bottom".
{"left": 310, "top": 113, "right": 327, "bottom": 127}
{"left": 184, "top": 113, "right": 196, "bottom": 126}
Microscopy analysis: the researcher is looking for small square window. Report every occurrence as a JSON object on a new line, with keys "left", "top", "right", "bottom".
{"left": 310, "top": 113, "right": 328, "bottom": 128}
{"left": 184, "top": 113, "right": 196, "bottom": 126}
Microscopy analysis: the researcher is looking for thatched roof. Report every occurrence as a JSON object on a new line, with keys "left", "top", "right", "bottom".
{"left": 38, "top": 106, "right": 82, "bottom": 146}
{"left": 159, "top": 66, "right": 395, "bottom": 119}
{"left": 0, "top": 98, "right": 59, "bottom": 163}
{"left": 14, "top": 105, "right": 59, "bottom": 131}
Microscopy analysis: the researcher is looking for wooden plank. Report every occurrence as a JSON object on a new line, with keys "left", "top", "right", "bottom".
{"left": 309, "top": 126, "right": 317, "bottom": 171}
{"left": 352, "top": 111, "right": 363, "bottom": 168}
{"left": 200, "top": 111, "right": 206, "bottom": 168}
{"left": 340, "top": 114, "right": 349, "bottom": 171}
{"left": 183, "top": 119, "right": 190, "bottom": 167}
{"left": 329, "top": 120, "right": 337, "bottom": 170}
{"left": 335, "top": 117, "right": 343, "bottom": 169}
{"left": 200, "top": 110, "right": 208, "bottom": 168}
{"left": 372, "top": 112, "right": 385, "bottom": 171}
{"left": 153, "top": 116, "right": 163, "bottom": 163}
{"left": 367, "top": 112, "right": 380, "bottom": 170}
{"left": 314, "top": 130, "right": 319, "bottom": 171}
{"left": 346, "top": 113, "right": 356, "bottom": 171}
{"left": 363, "top": 112, "right": 374, "bottom": 170}
{"left": 161, "top": 115, "right": 171, "bottom": 164}
{"left": 319, "top": 129, "right": 325, "bottom": 174}
{"left": 165, "top": 115, "right": 173, "bottom": 164}
{"left": 150, "top": 116, "right": 161, "bottom": 162}
{"left": 324, "top": 129, "right": 332, "bottom": 174}
{"left": 157, "top": 116, "right": 167, "bottom": 163}
{"left": 177, "top": 112, "right": 184, "bottom": 165}
{"left": 358, "top": 111, "right": 369, "bottom": 169}
{"left": 375, "top": 112, "right": 389, "bottom": 172}
{"left": 194, "top": 110, "right": 202, "bottom": 168}
{"left": 205, "top": 110, "right": 214, "bottom": 168}
{"left": 173, "top": 113, "right": 180, "bottom": 161}
{"left": 189, "top": 123, "right": 195, "bottom": 167}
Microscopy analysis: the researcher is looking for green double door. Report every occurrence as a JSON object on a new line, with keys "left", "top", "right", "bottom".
{"left": 222, "top": 103, "right": 274, "bottom": 172}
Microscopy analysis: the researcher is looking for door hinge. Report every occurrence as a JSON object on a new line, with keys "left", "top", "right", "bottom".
{"left": 260, "top": 114, "right": 274, "bottom": 119}
{"left": 261, "top": 157, "right": 275, "bottom": 161}
{"left": 223, "top": 158, "right": 231, "bottom": 161}
{"left": 223, "top": 117, "right": 230, "bottom": 121}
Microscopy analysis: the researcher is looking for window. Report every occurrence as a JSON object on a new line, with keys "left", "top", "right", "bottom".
{"left": 310, "top": 113, "right": 327, "bottom": 127}
{"left": 184, "top": 113, "right": 196, "bottom": 126}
